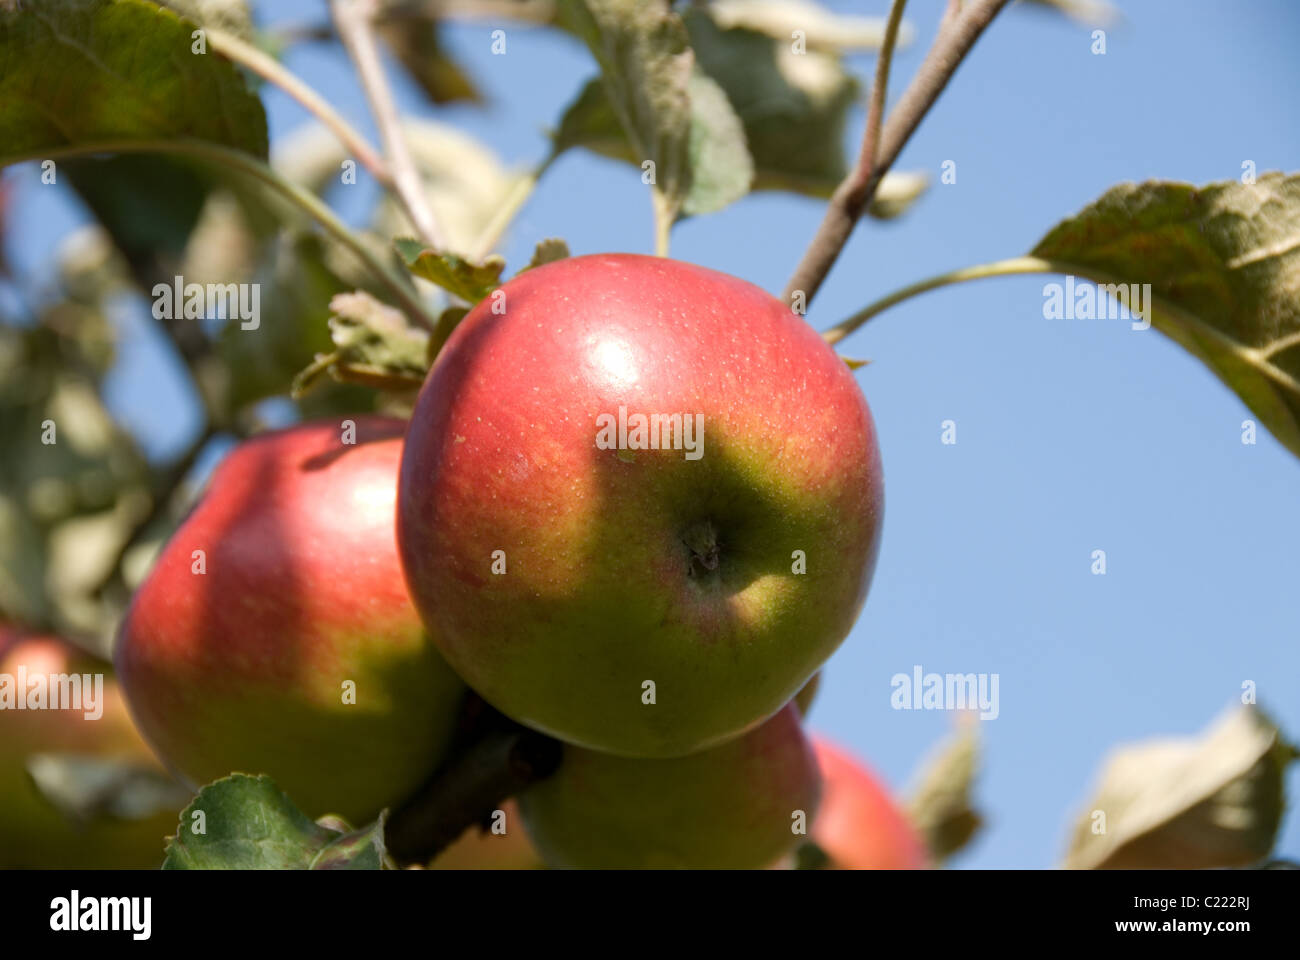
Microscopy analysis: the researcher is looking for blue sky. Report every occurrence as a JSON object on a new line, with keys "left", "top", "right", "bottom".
{"left": 4, "top": 0, "right": 1297, "bottom": 867}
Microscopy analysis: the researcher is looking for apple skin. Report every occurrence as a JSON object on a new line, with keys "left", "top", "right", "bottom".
{"left": 428, "top": 798, "right": 543, "bottom": 870}
{"left": 811, "top": 737, "right": 927, "bottom": 869}
{"left": 398, "top": 253, "right": 883, "bottom": 758}
{"left": 0, "top": 630, "right": 180, "bottom": 868}
{"left": 115, "top": 417, "right": 466, "bottom": 823}
{"left": 518, "top": 703, "right": 820, "bottom": 869}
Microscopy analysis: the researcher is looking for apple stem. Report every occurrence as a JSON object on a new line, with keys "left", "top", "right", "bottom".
{"left": 386, "top": 705, "right": 562, "bottom": 866}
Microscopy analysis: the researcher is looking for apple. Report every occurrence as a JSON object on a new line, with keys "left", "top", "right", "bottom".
{"left": 517, "top": 703, "right": 820, "bottom": 869}
{"left": 427, "top": 798, "right": 543, "bottom": 870}
{"left": 794, "top": 672, "right": 821, "bottom": 718}
{"left": 115, "top": 417, "right": 466, "bottom": 823}
{"left": 0, "top": 629, "right": 181, "bottom": 868}
{"left": 811, "top": 737, "right": 927, "bottom": 869}
{"left": 398, "top": 253, "right": 883, "bottom": 757}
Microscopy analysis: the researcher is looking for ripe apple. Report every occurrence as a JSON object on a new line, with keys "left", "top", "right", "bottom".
{"left": 115, "top": 417, "right": 466, "bottom": 823}
{"left": 428, "top": 798, "right": 543, "bottom": 870}
{"left": 811, "top": 737, "right": 927, "bottom": 869}
{"left": 0, "top": 630, "right": 181, "bottom": 868}
{"left": 398, "top": 253, "right": 883, "bottom": 757}
{"left": 518, "top": 703, "right": 820, "bottom": 869}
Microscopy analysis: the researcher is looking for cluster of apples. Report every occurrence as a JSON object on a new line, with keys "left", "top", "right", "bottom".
{"left": 99, "top": 255, "right": 914, "bottom": 868}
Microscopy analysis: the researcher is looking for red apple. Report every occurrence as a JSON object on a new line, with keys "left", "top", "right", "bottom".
{"left": 0, "top": 630, "right": 180, "bottom": 868}
{"left": 812, "top": 737, "right": 927, "bottom": 869}
{"left": 519, "top": 703, "right": 820, "bottom": 868}
{"left": 115, "top": 417, "right": 466, "bottom": 822}
{"left": 398, "top": 254, "right": 883, "bottom": 758}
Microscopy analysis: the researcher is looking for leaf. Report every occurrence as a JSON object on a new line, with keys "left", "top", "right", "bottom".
{"left": 679, "top": 70, "right": 753, "bottom": 216}
{"left": 395, "top": 237, "right": 505, "bottom": 303}
{"left": 0, "top": 0, "right": 269, "bottom": 165}
{"left": 309, "top": 815, "right": 390, "bottom": 871}
{"left": 1020, "top": 0, "right": 1120, "bottom": 27}
{"left": 1064, "top": 706, "right": 1294, "bottom": 870}
{"left": 64, "top": 154, "right": 212, "bottom": 285}
{"left": 1031, "top": 173, "right": 1300, "bottom": 461}
{"left": 557, "top": 0, "right": 694, "bottom": 224}
{"left": 427, "top": 306, "right": 470, "bottom": 364}
{"left": 522, "top": 237, "right": 571, "bottom": 273}
{"left": 869, "top": 171, "right": 931, "bottom": 221}
{"left": 161, "top": 0, "right": 255, "bottom": 40}
{"left": 162, "top": 774, "right": 386, "bottom": 870}
{"left": 905, "top": 724, "right": 983, "bottom": 866}
{"left": 292, "top": 291, "right": 430, "bottom": 397}
{"left": 839, "top": 354, "right": 870, "bottom": 370}
{"left": 377, "top": 18, "right": 481, "bottom": 105}
{"left": 552, "top": 71, "right": 752, "bottom": 218}
{"left": 25, "top": 754, "right": 190, "bottom": 824}
{"left": 682, "top": 8, "right": 857, "bottom": 199}
{"left": 705, "top": 0, "right": 914, "bottom": 52}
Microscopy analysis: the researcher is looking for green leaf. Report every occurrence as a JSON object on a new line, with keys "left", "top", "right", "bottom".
{"left": 905, "top": 725, "right": 983, "bottom": 866}
{"left": 1064, "top": 706, "right": 1294, "bottom": 870}
{"left": 553, "top": 71, "right": 752, "bottom": 218}
{"left": 683, "top": 8, "right": 855, "bottom": 199}
{"left": 395, "top": 238, "right": 505, "bottom": 303}
{"left": 0, "top": 0, "right": 269, "bottom": 165}
{"left": 1031, "top": 173, "right": 1300, "bottom": 461}
{"left": 557, "top": 0, "right": 695, "bottom": 224}
{"left": 292, "top": 291, "right": 430, "bottom": 398}
{"left": 427, "top": 306, "right": 470, "bottom": 364}
{"left": 377, "top": 18, "right": 481, "bottom": 105}
{"left": 162, "top": 774, "right": 386, "bottom": 870}
{"left": 521, "top": 238, "right": 571, "bottom": 274}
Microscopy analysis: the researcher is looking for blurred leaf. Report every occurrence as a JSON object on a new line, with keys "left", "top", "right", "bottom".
{"left": 372, "top": 119, "right": 528, "bottom": 257}
{"left": 557, "top": 0, "right": 694, "bottom": 224}
{"left": 1031, "top": 173, "right": 1300, "bottom": 461}
{"left": 161, "top": 0, "right": 255, "bottom": 39}
{"left": 683, "top": 8, "right": 855, "bottom": 199}
{"left": 906, "top": 724, "right": 983, "bottom": 866}
{"left": 64, "top": 155, "right": 212, "bottom": 286}
{"left": 1020, "top": 0, "right": 1120, "bottom": 27}
{"left": 427, "top": 305, "right": 469, "bottom": 363}
{"left": 1064, "top": 706, "right": 1294, "bottom": 870}
{"left": 521, "top": 237, "right": 571, "bottom": 273}
{"left": 395, "top": 238, "right": 504, "bottom": 302}
{"left": 378, "top": 17, "right": 481, "bottom": 104}
{"left": 26, "top": 754, "right": 190, "bottom": 824}
{"left": 0, "top": 0, "right": 268, "bottom": 165}
{"left": 705, "top": 0, "right": 914, "bottom": 52}
{"left": 292, "top": 291, "right": 430, "bottom": 397}
{"left": 869, "top": 171, "right": 930, "bottom": 220}
{"left": 839, "top": 354, "right": 870, "bottom": 370}
{"left": 163, "top": 774, "right": 385, "bottom": 870}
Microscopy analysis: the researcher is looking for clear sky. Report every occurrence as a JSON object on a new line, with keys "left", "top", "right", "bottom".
{"left": 4, "top": 0, "right": 1297, "bottom": 867}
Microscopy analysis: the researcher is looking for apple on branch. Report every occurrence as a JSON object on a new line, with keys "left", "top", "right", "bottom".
{"left": 398, "top": 254, "right": 884, "bottom": 758}
{"left": 115, "top": 417, "right": 466, "bottom": 823}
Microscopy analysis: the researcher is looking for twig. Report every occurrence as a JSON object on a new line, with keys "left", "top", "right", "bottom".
{"left": 386, "top": 700, "right": 562, "bottom": 865}
{"left": 331, "top": 0, "right": 446, "bottom": 251}
{"left": 783, "top": 0, "right": 1012, "bottom": 307}
{"left": 207, "top": 28, "right": 391, "bottom": 185}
